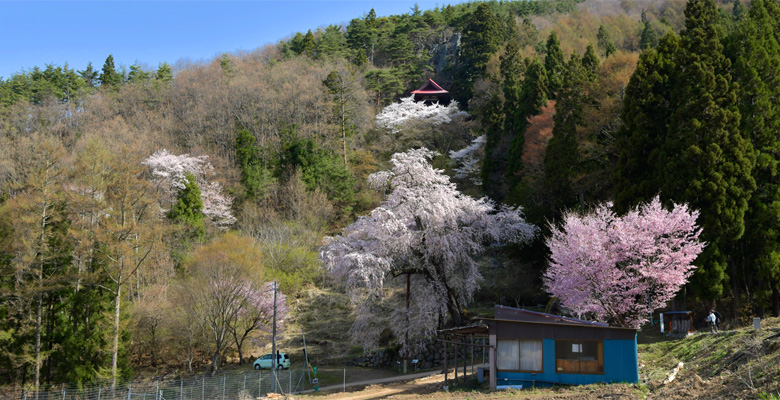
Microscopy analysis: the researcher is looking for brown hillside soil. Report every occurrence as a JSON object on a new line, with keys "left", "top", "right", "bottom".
{"left": 296, "top": 371, "right": 639, "bottom": 400}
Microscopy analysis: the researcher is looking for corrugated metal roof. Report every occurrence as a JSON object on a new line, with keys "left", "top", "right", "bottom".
{"left": 494, "top": 305, "right": 610, "bottom": 327}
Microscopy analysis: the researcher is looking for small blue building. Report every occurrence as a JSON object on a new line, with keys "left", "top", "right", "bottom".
{"left": 443, "top": 305, "right": 638, "bottom": 389}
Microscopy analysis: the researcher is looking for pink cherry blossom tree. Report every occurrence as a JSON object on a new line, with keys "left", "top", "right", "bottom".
{"left": 544, "top": 196, "right": 705, "bottom": 329}
{"left": 321, "top": 148, "right": 537, "bottom": 354}
{"left": 233, "top": 281, "right": 289, "bottom": 365}
{"left": 143, "top": 149, "right": 236, "bottom": 226}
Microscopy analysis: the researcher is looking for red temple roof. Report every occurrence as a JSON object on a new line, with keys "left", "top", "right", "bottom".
{"left": 411, "top": 79, "right": 448, "bottom": 95}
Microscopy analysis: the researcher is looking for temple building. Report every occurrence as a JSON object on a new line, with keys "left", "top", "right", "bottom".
{"left": 411, "top": 78, "right": 451, "bottom": 105}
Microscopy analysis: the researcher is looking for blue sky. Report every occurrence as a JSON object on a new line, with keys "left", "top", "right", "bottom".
{"left": 0, "top": 1, "right": 466, "bottom": 79}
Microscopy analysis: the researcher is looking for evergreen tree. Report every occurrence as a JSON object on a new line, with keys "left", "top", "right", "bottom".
{"left": 521, "top": 58, "right": 549, "bottom": 117}
{"left": 640, "top": 13, "right": 659, "bottom": 49}
{"left": 665, "top": 0, "right": 755, "bottom": 300}
{"left": 543, "top": 54, "right": 587, "bottom": 220}
{"left": 581, "top": 44, "right": 600, "bottom": 80}
{"left": 597, "top": 25, "right": 618, "bottom": 58}
{"left": 614, "top": 33, "right": 680, "bottom": 213}
{"left": 127, "top": 63, "right": 149, "bottom": 84}
{"left": 544, "top": 31, "right": 565, "bottom": 99}
{"left": 98, "top": 55, "right": 121, "bottom": 89}
{"left": 364, "top": 69, "right": 403, "bottom": 110}
{"left": 235, "top": 129, "right": 274, "bottom": 199}
{"left": 730, "top": 0, "right": 780, "bottom": 315}
{"left": 732, "top": 0, "right": 746, "bottom": 21}
{"left": 502, "top": 34, "right": 526, "bottom": 184}
{"left": 457, "top": 4, "right": 505, "bottom": 102}
{"left": 155, "top": 62, "right": 173, "bottom": 83}
{"left": 316, "top": 25, "right": 350, "bottom": 60}
{"left": 78, "top": 62, "right": 99, "bottom": 88}
{"left": 301, "top": 30, "right": 316, "bottom": 57}
{"left": 169, "top": 173, "right": 206, "bottom": 239}
{"left": 480, "top": 91, "right": 506, "bottom": 199}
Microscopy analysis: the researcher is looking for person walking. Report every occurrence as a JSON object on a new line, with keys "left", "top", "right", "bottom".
{"left": 707, "top": 309, "right": 718, "bottom": 333}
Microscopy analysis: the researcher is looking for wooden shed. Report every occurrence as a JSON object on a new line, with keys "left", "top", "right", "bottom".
{"left": 442, "top": 305, "right": 639, "bottom": 389}
{"left": 661, "top": 311, "right": 696, "bottom": 335}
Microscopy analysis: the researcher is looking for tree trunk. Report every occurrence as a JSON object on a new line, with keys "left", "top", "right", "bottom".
{"left": 341, "top": 96, "right": 347, "bottom": 165}
{"left": 773, "top": 285, "right": 780, "bottom": 317}
{"left": 446, "top": 289, "right": 464, "bottom": 327}
{"left": 34, "top": 295, "right": 42, "bottom": 399}
{"left": 111, "top": 277, "right": 122, "bottom": 389}
{"left": 212, "top": 352, "right": 221, "bottom": 375}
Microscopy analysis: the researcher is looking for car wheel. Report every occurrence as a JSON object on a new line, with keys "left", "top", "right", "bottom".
{"left": 254, "top": 364, "right": 260, "bottom": 370}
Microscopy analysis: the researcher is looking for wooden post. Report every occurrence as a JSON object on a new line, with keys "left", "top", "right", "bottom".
{"left": 471, "top": 336, "right": 474, "bottom": 376}
{"left": 489, "top": 333, "right": 497, "bottom": 390}
{"left": 454, "top": 339, "right": 458, "bottom": 385}
{"left": 443, "top": 337, "right": 448, "bottom": 389}
{"left": 463, "top": 341, "right": 467, "bottom": 380}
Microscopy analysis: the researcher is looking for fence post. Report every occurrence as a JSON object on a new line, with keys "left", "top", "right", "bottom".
{"left": 156, "top": 380, "right": 159, "bottom": 400}
{"left": 221, "top": 375, "right": 226, "bottom": 400}
{"left": 180, "top": 379, "right": 183, "bottom": 400}
{"left": 258, "top": 371, "right": 261, "bottom": 397}
{"left": 343, "top": 369, "right": 346, "bottom": 392}
{"left": 98, "top": 387, "right": 101, "bottom": 400}
{"left": 289, "top": 369, "right": 292, "bottom": 394}
{"left": 243, "top": 373, "right": 246, "bottom": 393}
{"left": 128, "top": 383, "right": 132, "bottom": 400}
{"left": 201, "top": 376, "right": 204, "bottom": 400}
{"left": 62, "top": 385, "right": 66, "bottom": 400}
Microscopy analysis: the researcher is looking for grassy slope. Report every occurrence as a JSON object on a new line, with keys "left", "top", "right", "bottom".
{"left": 638, "top": 316, "right": 780, "bottom": 399}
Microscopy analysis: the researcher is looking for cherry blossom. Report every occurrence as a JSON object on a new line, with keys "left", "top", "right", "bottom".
{"left": 321, "top": 148, "right": 537, "bottom": 353}
{"left": 375, "top": 96, "right": 468, "bottom": 133}
{"left": 449, "top": 135, "right": 485, "bottom": 185}
{"left": 544, "top": 196, "right": 705, "bottom": 329}
{"left": 143, "top": 149, "right": 235, "bottom": 227}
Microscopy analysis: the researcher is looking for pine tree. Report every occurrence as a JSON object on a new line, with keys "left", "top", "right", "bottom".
{"left": 127, "top": 63, "right": 149, "bottom": 84}
{"left": 98, "top": 55, "right": 121, "bottom": 89}
{"left": 597, "top": 25, "right": 618, "bottom": 58}
{"left": 301, "top": 30, "right": 316, "bottom": 57}
{"left": 155, "top": 62, "right": 173, "bottom": 83}
{"left": 169, "top": 173, "right": 206, "bottom": 239}
{"left": 236, "top": 129, "right": 274, "bottom": 199}
{"left": 78, "top": 62, "right": 99, "bottom": 88}
{"left": 544, "top": 31, "right": 565, "bottom": 99}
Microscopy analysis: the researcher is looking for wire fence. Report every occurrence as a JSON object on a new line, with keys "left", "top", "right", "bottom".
{"left": 0, "top": 369, "right": 311, "bottom": 400}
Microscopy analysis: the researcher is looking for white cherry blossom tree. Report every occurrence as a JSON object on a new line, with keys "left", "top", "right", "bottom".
{"left": 375, "top": 96, "right": 468, "bottom": 133}
{"left": 450, "top": 135, "right": 485, "bottom": 185}
{"left": 320, "top": 148, "right": 536, "bottom": 354}
{"left": 143, "top": 149, "right": 236, "bottom": 227}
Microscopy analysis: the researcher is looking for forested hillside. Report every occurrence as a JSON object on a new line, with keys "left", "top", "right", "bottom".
{"left": 2, "top": 0, "right": 779, "bottom": 392}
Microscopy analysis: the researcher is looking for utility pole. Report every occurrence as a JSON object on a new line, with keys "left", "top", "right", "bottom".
{"left": 271, "top": 281, "right": 278, "bottom": 392}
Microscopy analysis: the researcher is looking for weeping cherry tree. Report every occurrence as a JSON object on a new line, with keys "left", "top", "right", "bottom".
{"left": 320, "top": 148, "right": 536, "bottom": 356}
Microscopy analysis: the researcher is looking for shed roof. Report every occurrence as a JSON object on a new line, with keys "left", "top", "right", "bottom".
{"left": 494, "top": 305, "right": 609, "bottom": 327}
{"left": 411, "top": 78, "right": 448, "bottom": 95}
